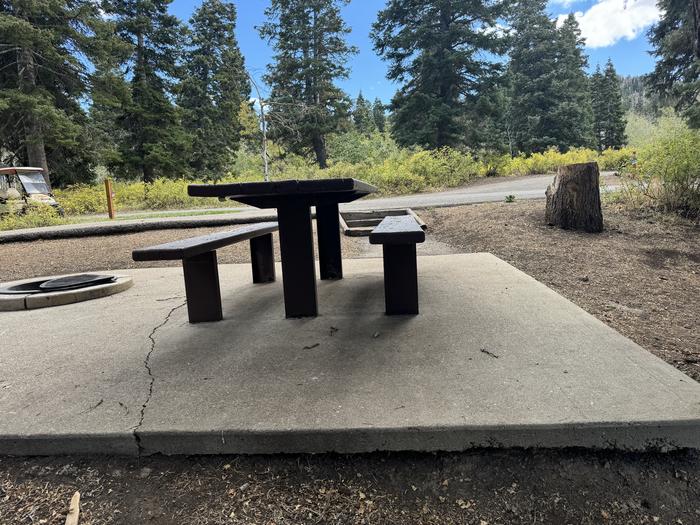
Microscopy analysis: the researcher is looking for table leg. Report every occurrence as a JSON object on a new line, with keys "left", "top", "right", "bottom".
{"left": 316, "top": 202, "right": 343, "bottom": 280}
{"left": 277, "top": 203, "right": 318, "bottom": 317}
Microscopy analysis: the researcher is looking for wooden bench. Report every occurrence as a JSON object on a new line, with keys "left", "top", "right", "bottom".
{"left": 369, "top": 215, "right": 425, "bottom": 315}
{"left": 132, "top": 222, "right": 278, "bottom": 323}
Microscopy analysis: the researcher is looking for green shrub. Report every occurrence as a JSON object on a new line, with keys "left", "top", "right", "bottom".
{"left": 598, "top": 148, "right": 633, "bottom": 171}
{"left": 56, "top": 178, "right": 231, "bottom": 214}
{"left": 404, "top": 148, "right": 480, "bottom": 188}
{"left": 326, "top": 130, "right": 401, "bottom": 165}
{"left": 495, "top": 147, "right": 599, "bottom": 177}
{"left": 141, "top": 178, "right": 208, "bottom": 209}
{"left": 622, "top": 114, "right": 700, "bottom": 218}
{"left": 54, "top": 184, "right": 105, "bottom": 215}
{"left": 0, "top": 202, "right": 66, "bottom": 231}
{"left": 625, "top": 112, "right": 658, "bottom": 147}
{"left": 51, "top": 143, "right": 644, "bottom": 217}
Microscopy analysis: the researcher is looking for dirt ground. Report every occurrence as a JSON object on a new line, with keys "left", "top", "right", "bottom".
{"left": 2, "top": 450, "right": 699, "bottom": 525}
{"left": 1, "top": 200, "right": 699, "bottom": 524}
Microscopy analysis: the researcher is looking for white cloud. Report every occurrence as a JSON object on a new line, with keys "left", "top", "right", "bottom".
{"left": 557, "top": 0, "right": 661, "bottom": 48}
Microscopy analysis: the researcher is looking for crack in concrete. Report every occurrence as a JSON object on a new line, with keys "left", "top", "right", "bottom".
{"left": 132, "top": 301, "right": 186, "bottom": 456}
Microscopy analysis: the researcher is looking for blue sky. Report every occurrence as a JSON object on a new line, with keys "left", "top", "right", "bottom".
{"left": 169, "top": 0, "right": 660, "bottom": 103}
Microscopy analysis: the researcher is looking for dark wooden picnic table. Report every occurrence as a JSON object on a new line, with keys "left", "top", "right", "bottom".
{"left": 188, "top": 178, "right": 377, "bottom": 318}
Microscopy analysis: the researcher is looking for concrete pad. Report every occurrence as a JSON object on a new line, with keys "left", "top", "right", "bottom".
{"left": 0, "top": 254, "right": 699, "bottom": 456}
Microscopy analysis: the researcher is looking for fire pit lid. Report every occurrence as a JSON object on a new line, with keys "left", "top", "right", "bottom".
{"left": 39, "top": 274, "right": 116, "bottom": 291}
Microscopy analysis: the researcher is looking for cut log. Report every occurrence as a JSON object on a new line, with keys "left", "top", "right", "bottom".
{"left": 545, "top": 162, "right": 603, "bottom": 233}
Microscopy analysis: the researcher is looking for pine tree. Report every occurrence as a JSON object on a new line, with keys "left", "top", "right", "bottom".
{"left": 468, "top": 77, "right": 513, "bottom": 154}
{"left": 372, "top": 98, "right": 386, "bottom": 132}
{"left": 178, "top": 0, "right": 249, "bottom": 180}
{"left": 352, "top": 92, "right": 375, "bottom": 134}
{"left": 371, "top": 0, "right": 509, "bottom": 149}
{"left": 0, "top": 0, "right": 103, "bottom": 187}
{"left": 590, "top": 66, "right": 605, "bottom": 151}
{"left": 508, "top": 0, "right": 561, "bottom": 154}
{"left": 550, "top": 14, "right": 594, "bottom": 150}
{"left": 602, "top": 60, "right": 626, "bottom": 148}
{"left": 647, "top": 0, "right": 700, "bottom": 127}
{"left": 259, "top": 0, "right": 356, "bottom": 169}
{"left": 88, "top": 20, "right": 132, "bottom": 176}
{"left": 592, "top": 60, "right": 626, "bottom": 149}
{"left": 102, "top": 0, "right": 188, "bottom": 182}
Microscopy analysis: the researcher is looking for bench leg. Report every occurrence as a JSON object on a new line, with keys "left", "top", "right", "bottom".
{"left": 182, "top": 251, "right": 223, "bottom": 323}
{"left": 382, "top": 244, "right": 419, "bottom": 315}
{"left": 316, "top": 202, "right": 343, "bottom": 280}
{"left": 278, "top": 203, "right": 318, "bottom": 317}
{"left": 250, "top": 233, "right": 276, "bottom": 283}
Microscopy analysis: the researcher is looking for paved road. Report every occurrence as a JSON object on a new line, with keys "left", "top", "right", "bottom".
{"left": 344, "top": 172, "right": 618, "bottom": 211}
{"left": 0, "top": 173, "right": 620, "bottom": 242}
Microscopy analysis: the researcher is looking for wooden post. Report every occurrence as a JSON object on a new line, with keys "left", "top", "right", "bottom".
{"left": 545, "top": 162, "right": 603, "bottom": 233}
{"left": 104, "top": 179, "right": 115, "bottom": 219}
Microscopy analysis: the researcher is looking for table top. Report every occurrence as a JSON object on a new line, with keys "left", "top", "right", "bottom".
{"left": 188, "top": 178, "right": 377, "bottom": 209}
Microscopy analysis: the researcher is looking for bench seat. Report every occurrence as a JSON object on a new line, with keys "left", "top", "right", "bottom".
{"left": 132, "top": 222, "right": 278, "bottom": 323}
{"left": 369, "top": 216, "right": 425, "bottom": 315}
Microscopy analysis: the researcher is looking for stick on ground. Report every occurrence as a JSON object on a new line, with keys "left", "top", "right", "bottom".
{"left": 65, "top": 491, "right": 80, "bottom": 525}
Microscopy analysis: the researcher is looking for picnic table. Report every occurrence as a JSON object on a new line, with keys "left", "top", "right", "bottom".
{"left": 188, "top": 178, "right": 377, "bottom": 318}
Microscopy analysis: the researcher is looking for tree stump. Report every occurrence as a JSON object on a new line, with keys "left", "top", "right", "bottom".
{"left": 545, "top": 162, "right": 603, "bottom": 233}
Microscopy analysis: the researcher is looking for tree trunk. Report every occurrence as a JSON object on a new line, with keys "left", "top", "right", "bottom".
{"left": 545, "top": 162, "right": 603, "bottom": 233}
{"left": 135, "top": 31, "right": 151, "bottom": 184}
{"left": 694, "top": 0, "right": 700, "bottom": 59}
{"left": 312, "top": 134, "right": 328, "bottom": 169}
{"left": 18, "top": 47, "right": 50, "bottom": 187}
{"left": 143, "top": 164, "right": 155, "bottom": 184}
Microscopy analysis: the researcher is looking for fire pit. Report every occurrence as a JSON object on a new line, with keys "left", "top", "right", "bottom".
{"left": 0, "top": 273, "right": 132, "bottom": 311}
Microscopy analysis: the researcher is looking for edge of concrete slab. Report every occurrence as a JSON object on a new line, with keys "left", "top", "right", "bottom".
{"left": 140, "top": 420, "right": 700, "bottom": 455}
{"left": 0, "top": 433, "right": 137, "bottom": 456}
{"left": 2, "top": 420, "right": 699, "bottom": 457}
